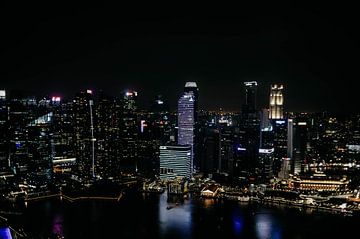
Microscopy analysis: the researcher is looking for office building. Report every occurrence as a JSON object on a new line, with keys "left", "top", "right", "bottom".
{"left": 120, "top": 90, "right": 138, "bottom": 173}
{"left": 178, "top": 83, "right": 196, "bottom": 176}
{"left": 159, "top": 145, "right": 191, "bottom": 180}
{"left": 243, "top": 81, "right": 258, "bottom": 114}
{"left": 269, "top": 84, "right": 284, "bottom": 119}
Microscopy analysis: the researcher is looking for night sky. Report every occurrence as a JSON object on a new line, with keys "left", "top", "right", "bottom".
{"left": 1, "top": 4, "right": 359, "bottom": 112}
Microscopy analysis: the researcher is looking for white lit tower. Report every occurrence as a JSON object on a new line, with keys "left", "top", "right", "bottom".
{"left": 269, "top": 84, "right": 284, "bottom": 119}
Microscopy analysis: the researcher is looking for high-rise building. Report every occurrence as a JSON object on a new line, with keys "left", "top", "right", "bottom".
{"left": 269, "top": 84, "right": 284, "bottom": 119}
{"left": 260, "top": 108, "right": 271, "bottom": 130}
{"left": 8, "top": 92, "right": 38, "bottom": 177}
{"left": 243, "top": 81, "right": 258, "bottom": 114}
{"left": 239, "top": 81, "right": 260, "bottom": 177}
{"left": 292, "top": 119, "right": 308, "bottom": 175}
{"left": 258, "top": 148, "right": 275, "bottom": 183}
{"left": 51, "top": 98, "right": 77, "bottom": 175}
{"left": 200, "top": 127, "right": 220, "bottom": 176}
{"left": 72, "top": 90, "right": 94, "bottom": 180}
{"left": 178, "top": 83, "right": 197, "bottom": 176}
{"left": 120, "top": 90, "right": 138, "bottom": 173}
{"left": 272, "top": 119, "right": 288, "bottom": 176}
{"left": 184, "top": 82, "right": 199, "bottom": 171}
{"left": 278, "top": 157, "right": 291, "bottom": 179}
{"left": 95, "top": 91, "right": 121, "bottom": 178}
{"left": 159, "top": 145, "right": 191, "bottom": 180}
{"left": 0, "top": 90, "right": 8, "bottom": 173}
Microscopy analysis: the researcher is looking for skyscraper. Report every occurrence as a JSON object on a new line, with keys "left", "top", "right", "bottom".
{"left": 243, "top": 81, "right": 258, "bottom": 114}
{"left": 120, "top": 90, "right": 138, "bottom": 173}
{"left": 95, "top": 91, "right": 121, "bottom": 178}
{"left": 269, "top": 84, "right": 284, "bottom": 119}
{"left": 0, "top": 90, "right": 8, "bottom": 173}
{"left": 72, "top": 90, "right": 94, "bottom": 180}
{"left": 178, "top": 82, "right": 197, "bottom": 176}
{"left": 240, "top": 81, "right": 260, "bottom": 177}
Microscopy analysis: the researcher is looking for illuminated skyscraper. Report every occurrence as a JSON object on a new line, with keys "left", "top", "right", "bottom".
{"left": 269, "top": 84, "right": 284, "bottom": 119}
{"left": 72, "top": 90, "right": 94, "bottom": 179}
{"left": 0, "top": 90, "right": 8, "bottom": 172}
{"left": 178, "top": 82, "right": 197, "bottom": 176}
{"left": 120, "top": 90, "right": 138, "bottom": 173}
{"left": 95, "top": 91, "right": 121, "bottom": 178}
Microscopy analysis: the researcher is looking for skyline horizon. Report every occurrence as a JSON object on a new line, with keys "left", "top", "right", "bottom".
{"left": 1, "top": 83, "right": 358, "bottom": 114}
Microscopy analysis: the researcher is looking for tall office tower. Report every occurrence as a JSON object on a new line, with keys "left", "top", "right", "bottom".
{"left": 240, "top": 82, "right": 260, "bottom": 177}
{"left": 184, "top": 82, "right": 199, "bottom": 118}
{"left": 273, "top": 119, "right": 288, "bottom": 176}
{"left": 292, "top": 119, "right": 308, "bottom": 175}
{"left": 8, "top": 92, "right": 37, "bottom": 177}
{"left": 259, "top": 118, "right": 275, "bottom": 183}
{"left": 120, "top": 90, "right": 138, "bottom": 173}
{"left": 243, "top": 81, "right": 258, "bottom": 114}
{"left": 287, "top": 119, "right": 294, "bottom": 159}
{"left": 184, "top": 82, "right": 199, "bottom": 171}
{"left": 258, "top": 148, "right": 275, "bottom": 183}
{"left": 178, "top": 86, "right": 196, "bottom": 177}
{"left": 218, "top": 125, "right": 235, "bottom": 175}
{"left": 260, "top": 108, "right": 271, "bottom": 130}
{"left": 150, "top": 95, "right": 172, "bottom": 145}
{"left": 51, "top": 97, "right": 77, "bottom": 175}
{"left": 27, "top": 105, "right": 53, "bottom": 186}
{"left": 72, "top": 90, "right": 94, "bottom": 180}
{"left": 159, "top": 145, "right": 191, "bottom": 180}
{"left": 200, "top": 127, "right": 220, "bottom": 176}
{"left": 278, "top": 157, "right": 291, "bottom": 179}
{"left": 95, "top": 91, "right": 121, "bottom": 178}
{"left": 0, "top": 90, "right": 8, "bottom": 173}
{"left": 269, "top": 84, "right": 284, "bottom": 119}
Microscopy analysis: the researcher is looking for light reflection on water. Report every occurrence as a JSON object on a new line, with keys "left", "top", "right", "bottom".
{"left": 52, "top": 214, "right": 64, "bottom": 237}
{"left": 159, "top": 193, "right": 192, "bottom": 238}
{"left": 255, "top": 213, "right": 282, "bottom": 239}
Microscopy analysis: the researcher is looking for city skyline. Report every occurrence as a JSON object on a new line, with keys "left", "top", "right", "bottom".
{"left": 1, "top": 5, "right": 360, "bottom": 113}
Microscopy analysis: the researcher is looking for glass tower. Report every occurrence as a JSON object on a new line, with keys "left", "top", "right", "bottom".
{"left": 178, "top": 82, "right": 197, "bottom": 177}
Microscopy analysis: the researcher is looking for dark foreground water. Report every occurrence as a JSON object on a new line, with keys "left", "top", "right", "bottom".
{"left": 5, "top": 193, "right": 360, "bottom": 239}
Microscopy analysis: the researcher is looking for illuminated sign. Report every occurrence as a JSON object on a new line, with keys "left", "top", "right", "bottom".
{"left": 275, "top": 120, "right": 286, "bottom": 124}
{"left": 51, "top": 96, "right": 61, "bottom": 102}
{"left": 185, "top": 82, "right": 197, "bottom": 88}
{"left": 140, "top": 120, "right": 147, "bottom": 133}
{"left": 86, "top": 90, "right": 93, "bottom": 94}
{"left": 125, "top": 91, "right": 138, "bottom": 97}
{"left": 0, "top": 90, "right": 5, "bottom": 98}
{"left": 157, "top": 100, "right": 164, "bottom": 105}
{"left": 237, "top": 147, "right": 246, "bottom": 151}
{"left": 297, "top": 122, "right": 307, "bottom": 126}
{"left": 259, "top": 148, "right": 275, "bottom": 154}
{"left": 244, "top": 81, "right": 258, "bottom": 86}
{"left": 261, "top": 125, "right": 273, "bottom": 132}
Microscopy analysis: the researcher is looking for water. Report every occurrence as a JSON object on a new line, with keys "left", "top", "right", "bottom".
{"left": 5, "top": 193, "right": 360, "bottom": 238}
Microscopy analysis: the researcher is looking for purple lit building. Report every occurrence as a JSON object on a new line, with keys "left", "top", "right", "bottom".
{"left": 177, "top": 82, "right": 197, "bottom": 177}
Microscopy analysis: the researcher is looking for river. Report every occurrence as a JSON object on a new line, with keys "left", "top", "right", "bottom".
{"left": 4, "top": 192, "right": 359, "bottom": 238}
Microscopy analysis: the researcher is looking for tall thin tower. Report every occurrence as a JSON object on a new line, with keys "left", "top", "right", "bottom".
{"left": 269, "top": 84, "right": 284, "bottom": 119}
{"left": 178, "top": 82, "right": 197, "bottom": 177}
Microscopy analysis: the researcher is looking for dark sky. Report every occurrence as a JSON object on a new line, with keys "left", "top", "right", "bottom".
{"left": 1, "top": 4, "right": 360, "bottom": 112}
